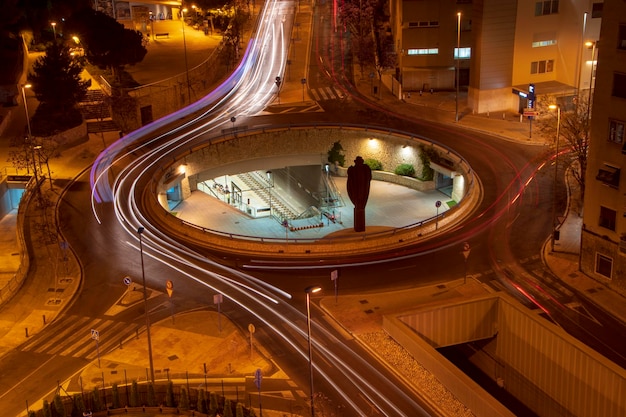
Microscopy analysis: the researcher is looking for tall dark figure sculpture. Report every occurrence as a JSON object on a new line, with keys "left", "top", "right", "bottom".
{"left": 347, "top": 156, "right": 372, "bottom": 232}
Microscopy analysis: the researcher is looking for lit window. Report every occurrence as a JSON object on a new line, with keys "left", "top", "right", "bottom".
{"left": 532, "top": 40, "right": 557, "bottom": 48}
{"left": 595, "top": 253, "right": 613, "bottom": 279}
{"left": 454, "top": 47, "right": 471, "bottom": 59}
{"left": 407, "top": 48, "right": 439, "bottom": 55}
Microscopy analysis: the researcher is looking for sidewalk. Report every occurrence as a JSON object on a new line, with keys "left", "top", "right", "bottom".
{"left": 2, "top": 1, "right": 626, "bottom": 416}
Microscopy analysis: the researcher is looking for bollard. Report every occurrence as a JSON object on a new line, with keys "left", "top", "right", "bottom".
{"left": 25, "top": 327, "right": 28, "bottom": 337}
{"left": 43, "top": 314, "right": 46, "bottom": 325}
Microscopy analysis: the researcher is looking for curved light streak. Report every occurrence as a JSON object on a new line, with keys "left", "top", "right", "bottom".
{"left": 85, "top": 0, "right": 434, "bottom": 413}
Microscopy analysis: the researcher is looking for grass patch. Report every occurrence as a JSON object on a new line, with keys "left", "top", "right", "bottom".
{"left": 446, "top": 201, "right": 457, "bottom": 208}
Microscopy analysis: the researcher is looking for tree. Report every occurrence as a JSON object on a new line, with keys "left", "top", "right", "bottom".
{"left": 147, "top": 382, "right": 156, "bottom": 406}
{"left": 66, "top": 9, "right": 147, "bottom": 84}
{"left": 29, "top": 42, "right": 88, "bottom": 113}
{"left": 53, "top": 393, "right": 66, "bottom": 417}
{"left": 130, "top": 380, "right": 139, "bottom": 407}
{"left": 165, "top": 381, "right": 175, "bottom": 407}
{"left": 112, "top": 384, "right": 121, "bottom": 408}
{"left": 91, "top": 387, "right": 102, "bottom": 412}
{"left": 28, "top": 41, "right": 88, "bottom": 134}
{"left": 536, "top": 94, "right": 590, "bottom": 201}
{"left": 179, "top": 388, "right": 190, "bottom": 410}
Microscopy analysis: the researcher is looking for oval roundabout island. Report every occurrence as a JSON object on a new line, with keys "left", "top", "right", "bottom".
{"left": 141, "top": 124, "right": 482, "bottom": 260}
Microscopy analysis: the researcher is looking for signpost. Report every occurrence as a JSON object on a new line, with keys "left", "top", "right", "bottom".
{"left": 254, "top": 368, "right": 263, "bottom": 416}
{"left": 527, "top": 83, "right": 535, "bottom": 139}
{"left": 435, "top": 200, "right": 442, "bottom": 230}
{"left": 91, "top": 329, "right": 101, "bottom": 368}
{"left": 248, "top": 324, "right": 255, "bottom": 358}
{"left": 331, "top": 270, "right": 338, "bottom": 304}
{"left": 214, "top": 293, "right": 223, "bottom": 333}
{"left": 166, "top": 280, "right": 174, "bottom": 323}
{"left": 462, "top": 242, "right": 471, "bottom": 284}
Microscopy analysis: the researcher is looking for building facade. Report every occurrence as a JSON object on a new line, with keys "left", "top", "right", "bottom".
{"left": 581, "top": 0, "right": 626, "bottom": 292}
{"left": 389, "top": 0, "right": 603, "bottom": 114}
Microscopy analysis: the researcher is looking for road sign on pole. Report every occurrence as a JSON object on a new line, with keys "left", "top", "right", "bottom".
{"left": 166, "top": 280, "right": 173, "bottom": 297}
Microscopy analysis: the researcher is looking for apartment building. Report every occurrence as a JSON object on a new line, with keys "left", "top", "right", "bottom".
{"left": 581, "top": 0, "right": 626, "bottom": 291}
{"left": 389, "top": 0, "right": 602, "bottom": 113}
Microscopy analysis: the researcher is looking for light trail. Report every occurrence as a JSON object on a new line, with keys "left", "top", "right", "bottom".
{"left": 85, "top": 0, "right": 432, "bottom": 414}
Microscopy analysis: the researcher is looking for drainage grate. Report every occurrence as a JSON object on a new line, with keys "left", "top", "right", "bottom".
{"left": 359, "top": 299, "right": 369, "bottom": 304}
{"left": 168, "top": 355, "right": 179, "bottom": 361}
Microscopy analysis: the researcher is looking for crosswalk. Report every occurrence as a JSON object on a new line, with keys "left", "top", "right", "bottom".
{"left": 20, "top": 315, "right": 140, "bottom": 360}
{"left": 309, "top": 86, "right": 344, "bottom": 101}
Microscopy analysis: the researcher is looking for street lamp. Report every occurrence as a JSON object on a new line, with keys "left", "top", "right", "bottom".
{"left": 266, "top": 170, "right": 272, "bottom": 217}
{"left": 549, "top": 104, "right": 561, "bottom": 252}
{"left": 21, "top": 84, "right": 39, "bottom": 185}
{"left": 181, "top": 8, "right": 191, "bottom": 103}
{"left": 137, "top": 226, "right": 156, "bottom": 384}
{"left": 51, "top": 22, "right": 57, "bottom": 41}
{"left": 305, "top": 285, "right": 322, "bottom": 417}
{"left": 455, "top": 12, "right": 461, "bottom": 122}
{"left": 585, "top": 40, "right": 597, "bottom": 126}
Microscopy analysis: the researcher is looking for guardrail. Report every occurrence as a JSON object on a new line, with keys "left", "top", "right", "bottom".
{"left": 143, "top": 123, "right": 480, "bottom": 258}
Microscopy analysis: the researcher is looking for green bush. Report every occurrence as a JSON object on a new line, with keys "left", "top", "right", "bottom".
{"left": 418, "top": 144, "right": 436, "bottom": 181}
{"left": 394, "top": 163, "right": 415, "bottom": 177}
{"left": 327, "top": 141, "right": 345, "bottom": 167}
{"left": 364, "top": 158, "right": 382, "bottom": 171}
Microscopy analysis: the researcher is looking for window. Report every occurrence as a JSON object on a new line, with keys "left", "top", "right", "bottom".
{"left": 535, "top": 0, "right": 559, "bottom": 16}
{"left": 599, "top": 206, "right": 617, "bottom": 231}
{"left": 533, "top": 32, "right": 557, "bottom": 48}
{"left": 619, "top": 25, "right": 626, "bottom": 50}
{"left": 407, "top": 48, "right": 439, "bottom": 55}
{"left": 591, "top": 3, "right": 603, "bottom": 18}
{"left": 408, "top": 21, "right": 439, "bottom": 28}
{"left": 532, "top": 40, "right": 557, "bottom": 47}
{"left": 612, "top": 73, "right": 626, "bottom": 98}
{"left": 530, "top": 59, "right": 554, "bottom": 74}
{"left": 454, "top": 47, "right": 471, "bottom": 59}
{"left": 609, "top": 119, "right": 625, "bottom": 144}
{"left": 595, "top": 253, "right": 613, "bottom": 279}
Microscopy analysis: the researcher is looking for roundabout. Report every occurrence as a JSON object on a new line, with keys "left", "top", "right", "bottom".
{"left": 142, "top": 124, "right": 482, "bottom": 259}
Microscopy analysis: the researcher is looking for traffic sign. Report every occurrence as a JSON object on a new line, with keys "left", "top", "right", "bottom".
{"left": 248, "top": 323, "right": 255, "bottom": 334}
{"left": 331, "top": 270, "right": 338, "bottom": 281}
{"left": 254, "top": 368, "right": 262, "bottom": 389}
{"left": 166, "top": 280, "right": 173, "bottom": 297}
{"left": 91, "top": 329, "right": 99, "bottom": 341}
{"left": 123, "top": 276, "right": 132, "bottom": 286}
{"left": 435, "top": 200, "right": 442, "bottom": 208}
{"left": 523, "top": 110, "right": 538, "bottom": 117}
{"left": 462, "top": 241, "right": 471, "bottom": 260}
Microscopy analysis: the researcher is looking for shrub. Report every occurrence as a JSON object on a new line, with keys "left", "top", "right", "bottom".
{"left": 112, "top": 384, "right": 120, "bottom": 408}
{"left": 179, "top": 388, "right": 190, "bottom": 411}
{"left": 394, "top": 163, "right": 415, "bottom": 177}
{"left": 418, "top": 144, "right": 436, "bottom": 181}
{"left": 53, "top": 394, "right": 66, "bottom": 417}
{"left": 364, "top": 158, "right": 382, "bottom": 171}
{"left": 92, "top": 387, "right": 102, "bottom": 412}
{"left": 166, "top": 381, "right": 175, "bottom": 407}
{"left": 327, "top": 141, "right": 345, "bottom": 167}
{"left": 147, "top": 382, "right": 156, "bottom": 406}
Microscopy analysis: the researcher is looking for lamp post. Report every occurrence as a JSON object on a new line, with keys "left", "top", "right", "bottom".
{"left": 585, "top": 40, "right": 597, "bottom": 126}
{"left": 455, "top": 12, "right": 461, "bottom": 122}
{"left": 181, "top": 8, "right": 191, "bottom": 103}
{"left": 137, "top": 227, "right": 156, "bottom": 384}
{"left": 549, "top": 104, "right": 561, "bottom": 252}
{"left": 305, "top": 285, "right": 322, "bottom": 417}
{"left": 266, "top": 170, "right": 272, "bottom": 217}
{"left": 51, "top": 22, "right": 57, "bottom": 42}
{"left": 21, "top": 84, "right": 39, "bottom": 185}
